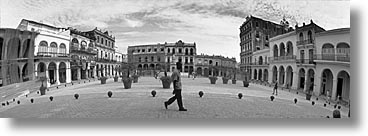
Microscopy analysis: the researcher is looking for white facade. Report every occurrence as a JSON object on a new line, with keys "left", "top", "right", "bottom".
{"left": 314, "top": 28, "right": 350, "bottom": 101}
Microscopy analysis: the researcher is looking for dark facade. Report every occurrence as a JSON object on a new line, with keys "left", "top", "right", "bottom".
{"left": 0, "top": 28, "right": 37, "bottom": 86}
{"left": 85, "top": 28, "right": 117, "bottom": 77}
{"left": 195, "top": 54, "right": 237, "bottom": 77}
{"left": 239, "top": 15, "right": 292, "bottom": 80}
{"left": 69, "top": 28, "right": 98, "bottom": 80}
{"left": 127, "top": 40, "right": 196, "bottom": 76}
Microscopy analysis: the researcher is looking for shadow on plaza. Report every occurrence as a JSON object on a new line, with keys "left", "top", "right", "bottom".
{"left": 8, "top": 8, "right": 360, "bottom": 130}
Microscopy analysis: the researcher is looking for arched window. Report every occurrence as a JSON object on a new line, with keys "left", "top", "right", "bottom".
{"left": 81, "top": 41, "right": 87, "bottom": 49}
{"left": 299, "top": 32, "right": 304, "bottom": 41}
{"left": 50, "top": 42, "right": 58, "bottom": 56}
{"left": 39, "top": 41, "right": 48, "bottom": 54}
{"left": 59, "top": 43, "right": 67, "bottom": 55}
{"left": 72, "top": 38, "right": 79, "bottom": 47}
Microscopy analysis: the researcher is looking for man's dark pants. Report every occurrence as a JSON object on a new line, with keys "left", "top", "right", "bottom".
{"left": 166, "top": 89, "right": 184, "bottom": 109}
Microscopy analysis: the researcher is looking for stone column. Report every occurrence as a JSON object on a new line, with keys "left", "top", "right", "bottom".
{"left": 66, "top": 62, "right": 71, "bottom": 83}
{"left": 303, "top": 71, "right": 308, "bottom": 93}
{"left": 56, "top": 62, "right": 60, "bottom": 85}
{"left": 331, "top": 77, "right": 338, "bottom": 101}
{"left": 77, "top": 68, "right": 81, "bottom": 80}
{"left": 314, "top": 76, "right": 322, "bottom": 96}
{"left": 292, "top": 71, "right": 298, "bottom": 90}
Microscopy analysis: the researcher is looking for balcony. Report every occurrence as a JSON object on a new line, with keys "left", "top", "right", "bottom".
{"left": 269, "top": 55, "right": 296, "bottom": 63}
{"left": 249, "top": 62, "right": 269, "bottom": 67}
{"left": 96, "top": 58, "right": 117, "bottom": 63}
{"left": 314, "top": 54, "right": 350, "bottom": 62}
{"left": 297, "top": 39, "right": 314, "bottom": 45}
{"left": 296, "top": 59, "right": 316, "bottom": 66}
{"left": 70, "top": 46, "right": 98, "bottom": 55}
{"left": 36, "top": 52, "right": 69, "bottom": 58}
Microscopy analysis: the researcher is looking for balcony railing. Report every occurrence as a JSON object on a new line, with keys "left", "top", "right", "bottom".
{"left": 249, "top": 62, "right": 269, "bottom": 66}
{"left": 269, "top": 55, "right": 296, "bottom": 62}
{"left": 37, "top": 52, "right": 69, "bottom": 58}
{"left": 96, "top": 58, "right": 117, "bottom": 63}
{"left": 297, "top": 39, "right": 314, "bottom": 45}
{"left": 314, "top": 54, "right": 350, "bottom": 62}
{"left": 296, "top": 59, "right": 315, "bottom": 65}
{"left": 70, "top": 46, "right": 98, "bottom": 54}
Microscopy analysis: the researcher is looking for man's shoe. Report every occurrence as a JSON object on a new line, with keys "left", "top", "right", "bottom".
{"left": 164, "top": 102, "right": 168, "bottom": 109}
{"left": 179, "top": 108, "right": 187, "bottom": 111}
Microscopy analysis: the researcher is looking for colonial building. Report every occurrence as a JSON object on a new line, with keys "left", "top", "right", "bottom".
{"left": 127, "top": 40, "right": 196, "bottom": 76}
{"left": 17, "top": 19, "right": 71, "bottom": 86}
{"left": 69, "top": 28, "right": 97, "bottom": 81}
{"left": 239, "top": 15, "right": 292, "bottom": 80}
{"left": 314, "top": 28, "right": 350, "bottom": 103}
{"left": 195, "top": 54, "right": 237, "bottom": 77}
{"left": 85, "top": 28, "right": 117, "bottom": 77}
{"left": 0, "top": 28, "right": 37, "bottom": 86}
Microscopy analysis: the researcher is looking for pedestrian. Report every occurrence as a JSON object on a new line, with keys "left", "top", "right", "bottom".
{"left": 164, "top": 62, "right": 187, "bottom": 111}
{"left": 273, "top": 81, "right": 278, "bottom": 95}
{"left": 192, "top": 71, "right": 196, "bottom": 80}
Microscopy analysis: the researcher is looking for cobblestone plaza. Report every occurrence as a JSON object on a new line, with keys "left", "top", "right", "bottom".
{"left": 0, "top": 77, "right": 348, "bottom": 118}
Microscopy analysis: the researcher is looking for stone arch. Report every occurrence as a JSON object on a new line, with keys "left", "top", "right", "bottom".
{"left": 21, "top": 63, "right": 29, "bottom": 81}
{"left": 258, "top": 69, "right": 262, "bottom": 81}
{"left": 320, "top": 69, "right": 334, "bottom": 97}
{"left": 285, "top": 66, "right": 293, "bottom": 88}
{"left": 279, "top": 66, "right": 285, "bottom": 85}
{"left": 306, "top": 69, "right": 315, "bottom": 92}
{"left": 286, "top": 41, "right": 293, "bottom": 56}
{"left": 143, "top": 64, "right": 148, "bottom": 70}
{"left": 149, "top": 64, "right": 155, "bottom": 70}
{"left": 253, "top": 69, "right": 257, "bottom": 80}
{"left": 48, "top": 62, "right": 57, "bottom": 84}
{"left": 336, "top": 70, "right": 350, "bottom": 101}
{"left": 8, "top": 38, "right": 21, "bottom": 59}
{"left": 72, "top": 38, "right": 79, "bottom": 47}
{"left": 22, "top": 39, "right": 31, "bottom": 58}
{"left": 138, "top": 64, "right": 143, "bottom": 69}
{"left": 273, "top": 44, "right": 278, "bottom": 57}
{"left": 263, "top": 69, "right": 268, "bottom": 82}
{"left": 298, "top": 68, "right": 306, "bottom": 89}
{"left": 299, "top": 32, "right": 304, "bottom": 41}
{"left": 59, "top": 62, "right": 67, "bottom": 83}
{"left": 279, "top": 42, "right": 286, "bottom": 56}
{"left": 196, "top": 67, "right": 203, "bottom": 76}
{"left": 272, "top": 66, "right": 278, "bottom": 82}
{"left": 322, "top": 43, "right": 335, "bottom": 60}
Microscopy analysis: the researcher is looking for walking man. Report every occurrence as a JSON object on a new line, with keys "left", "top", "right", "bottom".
{"left": 273, "top": 81, "right": 278, "bottom": 95}
{"left": 164, "top": 62, "right": 187, "bottom": 111}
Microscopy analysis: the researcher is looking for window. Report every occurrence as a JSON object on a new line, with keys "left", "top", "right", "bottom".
{"left": 161, "top": 48, "right": 164, "bottom": 52}
{"left": 145, "top": 57, "right": 148, "bottom": 62}
{"left": 105, "top": 40, "right": 107, "bottom": 46}
{"left": 97, "top": 36, "right": 100, "bottom": 43}
{"left": 154, "top": 48, "right": 157, "bottom": 52}
{"left": 179, "top": 48, "right": 182, "bottom": 53}
{"left": 101, "top": 38, "right": 104, "bottom": 44}
{"left": 137, "top": 49, "right": 140, "bottom": 53}
{"left": 138, "top": 57, "right": 141, "bottom": 62}
{"left": 148, "top": 48, "right": 151, "bottom": 52}
{"left": 157, "top": 57, "right": 161, "bottom": 62}
{"left": 255, "top": 22, "right": 259, "bottom": 27}
{"left": 142, "top": 49, "right": 145, "bottom": 52}
{"left": 151, "top": 56, "right": 154, "bottom": 62}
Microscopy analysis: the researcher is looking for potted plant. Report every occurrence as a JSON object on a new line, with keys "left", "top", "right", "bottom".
{"left": 209, "top": 76, "right": 218, "bottom": 84}
{"left": 305, "top": 83, "right": 313, "bottom": 101}
{"left": 160, "top": 67, "right": 171, "bottom": 89}
{"left": 100, "top": 76, "right": 108, "bottom": 84}
{"left": 132, "top": 74, "right": 139, "bottom": 83}
{"left": 242, "top": 71, "right": 249, "bottom": 87}
{"left": 113, "top": 75, "right": 119, "bottom": 82}
{"left": 222, "top": 76, "right": 229, "bottom": 84}
{"left": 39, "top": 76, "right": 47, "bottom": 96}
{"left": 232, "top": 71, "right": 237, "bottom": 84}
{"left": 121, "top": 63, "right": 134, "bottom": 89}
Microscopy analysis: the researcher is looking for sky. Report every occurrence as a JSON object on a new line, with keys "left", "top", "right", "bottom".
{"left": 0, "top": 0, "right": 350, "bottom": 61}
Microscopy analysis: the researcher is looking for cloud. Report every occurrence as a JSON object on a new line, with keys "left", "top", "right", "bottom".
{"left": 1, "top": 0, "right": 350, "bottom": 61}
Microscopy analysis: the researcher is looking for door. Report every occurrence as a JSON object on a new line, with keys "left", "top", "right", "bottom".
{"left": 337, "top": 78, "right": 343, "bottom": 100}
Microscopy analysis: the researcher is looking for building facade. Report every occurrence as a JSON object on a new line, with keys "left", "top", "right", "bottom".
{"left": 239, "top": 16, "right": 292, "bottom": 80}
{"left": 69, "top": 28, "right": 98, "bottom": 81}
{"left": 248, "top": 18, "right": 350, "bottom": 103}
{"left": 0, "top": 28, "right": 37, "bottom": 86}
{"left": 314, "top": 28, "right": 350, "bottom": 103}
{"left": 85, "top": 28, "right": 117, "bottom": 78}
{"left": 127, "top": 40, "right": 196, "bottom": 76}
{"left": 17, "top": 19, "right": 72, "bottom": 86}
{"left": 195, "top": 54, "right": 237, "bottom": 77}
